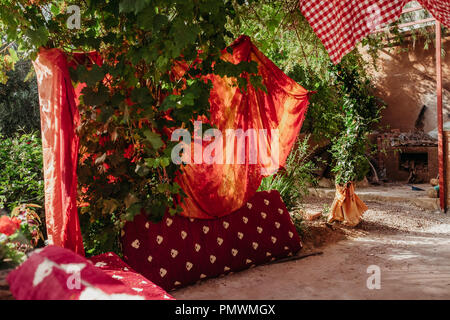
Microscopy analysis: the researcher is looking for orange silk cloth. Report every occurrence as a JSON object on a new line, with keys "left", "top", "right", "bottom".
{"left": 328, "top": 182, "right": 368, "bottom": 227}
{"left": 33, "top": 49, "right": 85, "bottom": 255}
{"left": 33, "top": 36, "right": 310, "bottom": 254}
{"left": 174, "top": 36, "right": 311, "bottom": 219}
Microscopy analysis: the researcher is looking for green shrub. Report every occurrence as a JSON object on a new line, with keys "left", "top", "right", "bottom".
{"left": 79, "top": 212, "right": 121, "bottom": 258}
{"left": 0, "top": 132, "right": 44, "bottom": 211}
{"left": 258, "top": 135, "right": 317, "bottom": 210}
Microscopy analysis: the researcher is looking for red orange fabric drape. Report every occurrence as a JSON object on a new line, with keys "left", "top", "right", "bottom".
{"left": 34, "top": 36, "right": 310, "bottom": 251}
{"left": 173, "top": 36, "right": 311, "bottom": 219}
{"left": 33, "top": 49, "right": 85, "bottom": 255}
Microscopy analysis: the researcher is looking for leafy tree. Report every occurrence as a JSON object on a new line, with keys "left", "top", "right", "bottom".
{"left": 0, "top": 0, "right": 264, "bottom": 255}
{"left": 0, "top": 60, "right": 40, "bottom": 136}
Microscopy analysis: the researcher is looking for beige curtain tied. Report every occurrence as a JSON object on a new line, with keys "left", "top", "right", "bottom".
{"left": 328, "top": 182, "right": 368, "bottom": 227}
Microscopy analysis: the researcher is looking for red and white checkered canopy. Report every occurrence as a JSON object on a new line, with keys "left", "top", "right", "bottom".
{"left": 299, "top": 0, "right": 450, "bottom": 64}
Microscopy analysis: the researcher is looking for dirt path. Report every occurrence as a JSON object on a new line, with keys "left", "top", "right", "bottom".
{"left": 172, "top": 198, "right": 450, "bottom": 300}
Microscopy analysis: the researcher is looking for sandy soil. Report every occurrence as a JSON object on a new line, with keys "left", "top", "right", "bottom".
{"left": 172, "top": 197, "right": 450, "bottom": 300}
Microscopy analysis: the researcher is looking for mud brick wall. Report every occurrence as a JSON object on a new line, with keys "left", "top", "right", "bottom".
{"left": 381, "top": 146, "right": 438, "bottom": 183}
{"left": 445, "top": 131, "right": 450, "bottom": 209}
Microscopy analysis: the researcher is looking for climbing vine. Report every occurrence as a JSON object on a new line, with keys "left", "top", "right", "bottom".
{"left": 329, "top": 60, "right": 383, "bottom": 186}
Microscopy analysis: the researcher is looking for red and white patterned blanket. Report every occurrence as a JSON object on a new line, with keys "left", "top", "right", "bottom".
{"left": 7, "top": 246, "right": 173, "bottom": 300}
{"left": 299, "top": 0, "right": 450, "bottom": 64}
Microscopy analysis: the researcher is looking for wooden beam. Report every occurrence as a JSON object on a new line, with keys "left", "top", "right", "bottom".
{"left": 371, "top": 17, "right": 435, "bottom": 34}
{"left": 401, "top": 6, "right": 424, "bottom": 15}
{"left": 397, "top": 17, "right": 435, "bottom": 29}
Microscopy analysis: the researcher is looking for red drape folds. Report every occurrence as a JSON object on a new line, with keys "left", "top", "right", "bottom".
{"left": 33, "top": 36, "right": 310, "bottom": 250}
{"left": 173, "top": 36, "right": 310, "bottom": 219}
{"left": 33, "top": 49, "right": 85, "bottom": 255}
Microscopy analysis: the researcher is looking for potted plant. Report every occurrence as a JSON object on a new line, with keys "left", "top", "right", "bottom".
{"left": 327, "top": 63, "right": 382, "bottom": 226}
{"left": 328, "top": 98, "right": 369, "bottom": 226}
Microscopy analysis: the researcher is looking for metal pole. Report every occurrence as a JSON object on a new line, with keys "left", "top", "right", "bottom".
{"left": 436, "top": 20, "right": 445, "bottom": 212}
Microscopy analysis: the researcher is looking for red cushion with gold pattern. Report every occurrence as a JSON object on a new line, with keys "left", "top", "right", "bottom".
{"left": 121, "top": 190, "right": 302, "bottom": 291}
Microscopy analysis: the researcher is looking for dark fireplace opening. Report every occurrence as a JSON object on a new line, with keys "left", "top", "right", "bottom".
{"left": 399, "top": 152, "right": 428, "bottom": 183}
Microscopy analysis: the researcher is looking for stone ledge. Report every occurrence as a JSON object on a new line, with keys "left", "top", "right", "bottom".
{"left": 309, "top": 184, "right": 440, "bottom": 211}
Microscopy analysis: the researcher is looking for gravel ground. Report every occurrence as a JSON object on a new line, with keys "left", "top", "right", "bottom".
{"left": 2, "top": 195, "right": 449, "bottom": 300}
{"left": 173, "top": 196, "right": 450, "bottom": 300}
{"left": 303, "top": 196, "right": 449, "bottom": 237}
